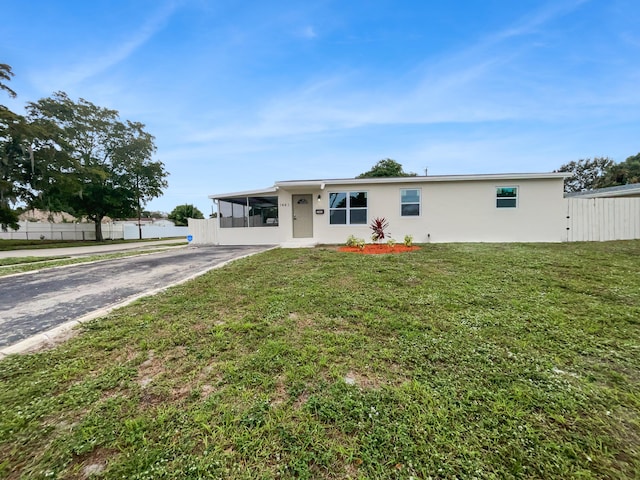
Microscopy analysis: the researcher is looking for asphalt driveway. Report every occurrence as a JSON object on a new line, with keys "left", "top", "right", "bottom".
{"left": 0, "top": 244, "right": 273, "bottom": 353}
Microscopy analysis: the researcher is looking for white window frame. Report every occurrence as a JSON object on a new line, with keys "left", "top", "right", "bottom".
{"left": 328, "top": 191, "right": 368, "bottom": 225}
{"left": 400, "top": 188, "right": 421, "bottom": 217}
{"left": 496, "top": 186, "right": 518, "bottom": 208}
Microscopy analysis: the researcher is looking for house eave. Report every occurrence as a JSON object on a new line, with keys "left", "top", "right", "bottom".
{"left": 275, "top": 172, "right": 568, "bottom": 188}
{"left": 209, "top": 172, "right": 568, "bottom": 199}
{"left": 209, "top": 186, "right": 279, "bottom": 201}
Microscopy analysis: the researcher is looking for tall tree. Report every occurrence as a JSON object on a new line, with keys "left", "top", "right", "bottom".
{"left": 111, "top": 120, "right": 168, "bottom": 239}
{"left": 168, "top": 204, "right": 204, "bottom": 226}
{"left": 0, "top": 107, "right": 32, "bottom": 230}
{"left": 0, "top": 63, "right": 28, "bottom": 231}
{"left": 26, "top": 92, "right": 168, "bottom": 240}
{"left": 0, "top": 64, "right": 17, "bottom": 99}
{"left": 556, "top": 157, "right": 615, "bottom": 193}
{"left": 357, "top": 158, "right": 417, "bottom": 178}
{"left": 599, "top": 153, "right": 640, "bottom": 187}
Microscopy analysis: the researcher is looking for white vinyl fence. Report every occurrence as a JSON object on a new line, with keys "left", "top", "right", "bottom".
{"left": 122, "top": 224, "right": 188, "bottom": 240}
{"left": 187, "top": 218, "right": 218, "bottom": 244}
{"left": 0, "top": 222, "right": 188, "bottom": 241}
{"left": 566, "top": 198, "right": 640, "bottom": 242}
{"left": 0, "top": 222, "right": 123, "bottom": 240}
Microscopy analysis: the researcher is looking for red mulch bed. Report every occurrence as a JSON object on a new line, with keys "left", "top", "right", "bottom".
{"left": 338, "top": 244, "right": 420, "bottom": 254}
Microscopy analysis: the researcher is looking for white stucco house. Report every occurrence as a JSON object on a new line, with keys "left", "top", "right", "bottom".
{"left": 197, "top": 172, "right": 569, "bottom": 246}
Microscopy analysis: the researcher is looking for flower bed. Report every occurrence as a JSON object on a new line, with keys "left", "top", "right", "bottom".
{"left": 338, "top": 244, "right": 420, "bottom": 254}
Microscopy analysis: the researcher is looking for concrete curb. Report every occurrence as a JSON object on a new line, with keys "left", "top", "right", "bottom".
{"left": 0, "top": 246, "right": 277, "bottom": 359}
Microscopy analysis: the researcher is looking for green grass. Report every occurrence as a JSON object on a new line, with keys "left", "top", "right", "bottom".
{"left": 0, "top": 249, "right": 175, "bottom": 277}
{"left": 0, "top": 238, "right": 178, "bottom": 251}
{"left": 1, "top": 241, "right": 639, "bottom": 479}
{"left": 0, "top": 256, "right": 67, "bottom": 266}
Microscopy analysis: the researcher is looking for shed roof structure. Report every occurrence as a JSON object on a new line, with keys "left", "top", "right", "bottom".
{"left": 565, "top": 183, "right": 640, "bottom": 198}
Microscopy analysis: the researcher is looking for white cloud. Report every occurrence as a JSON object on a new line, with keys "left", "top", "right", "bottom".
{"left": 182, "top": 0, "right": 601, "bottom": 147}
{"left": 486, "top": 0, "right": 591, "bottom": 44}
{"left": 298, "top": 25, "right": 318, "bottom": 39}
{"left": 33, "top": 1, "right": 180, "bottom": 92}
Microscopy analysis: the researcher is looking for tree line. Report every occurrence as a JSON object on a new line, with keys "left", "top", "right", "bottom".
{"left": 1, "top": 64, "right": 168, "bottom": 240}
{"left": 557, "top": 155, "right": 640, "bottom": 193}
{"left": 358, "top": 157, "right": 640, "bottom": 193}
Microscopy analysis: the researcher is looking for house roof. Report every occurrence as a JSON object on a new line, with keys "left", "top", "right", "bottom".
{"left": 209, "top": 186, "right": 278, "bottom": 200}
{"left": 209, "top": 172, "right": 567, "bottom": 200}
{"left": 565, "top": 183, "right": 640, "bottom": 198}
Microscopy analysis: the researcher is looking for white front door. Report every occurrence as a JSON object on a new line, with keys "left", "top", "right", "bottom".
{"left": 292, "top": 194, "right": 313, "bottom": 238}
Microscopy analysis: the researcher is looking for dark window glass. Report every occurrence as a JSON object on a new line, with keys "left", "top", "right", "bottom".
{"left": 400, "top": 189, "right": 420, "bottom": 216}
{"left": 350, "top": 209, "right": 367, "bottom": 224}
{"left": 329, "top": 191, "right": 367, "bottom": 225}
{"left": 350, "top": 191, "right": 367, "bottom": 208}
{"left": 330, "top": 210, "right": 347, "bottom": 224}
{"left": 497, "top": 198, "right": 517, "bottom": 208}
{"left": 329, "top": 192, "right": 347, "bottom": 208}
{"left": 496, "top": 187, "right": 517, "bottom": 208}
{"left": 401, "top": 204, "right": 420, "bottom": 216}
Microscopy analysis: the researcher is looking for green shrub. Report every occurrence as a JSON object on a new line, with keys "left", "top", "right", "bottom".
{"left": 346, "top": 235, "right": 366, "bottom": 249}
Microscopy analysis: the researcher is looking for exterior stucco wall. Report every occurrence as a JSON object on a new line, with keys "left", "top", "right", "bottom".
{"left": 307, "top": 178, "right": 566, "bottom": 244}
{"left": 215, "top": 222, "right": 285, "bottom": 245}
{"left": 209, "top": 177, "right": 566, "bottom": 245}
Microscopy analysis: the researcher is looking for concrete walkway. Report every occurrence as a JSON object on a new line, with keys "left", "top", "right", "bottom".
{"left": 0, "top": 238, "right": 187, "bottom": 258}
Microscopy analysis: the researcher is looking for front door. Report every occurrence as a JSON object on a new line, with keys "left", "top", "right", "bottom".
{"left": 292, "top": 194, "right": 313, "bottom": 238}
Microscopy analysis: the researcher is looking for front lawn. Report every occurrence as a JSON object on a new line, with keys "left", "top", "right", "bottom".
{"left": 1, "top": 242, "right": 639, "bottom": 479}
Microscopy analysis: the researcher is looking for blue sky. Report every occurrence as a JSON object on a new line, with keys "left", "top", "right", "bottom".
{"left": 2, "top": 0, "right": 639, "bottom": 216}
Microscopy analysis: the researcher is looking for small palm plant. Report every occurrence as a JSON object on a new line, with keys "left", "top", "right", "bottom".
{"left": 346, "top": 234, "right": 366, "bottom": 250}
{"left": 370, "top": 217, "right": 389, "bottom": 243}
{"left": 404, "top": 234, "right": 413, "bottom": 247}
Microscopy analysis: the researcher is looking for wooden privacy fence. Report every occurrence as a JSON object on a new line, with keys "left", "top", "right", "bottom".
{"left": 566, "top": 198, "right": 640, "bottom": 242}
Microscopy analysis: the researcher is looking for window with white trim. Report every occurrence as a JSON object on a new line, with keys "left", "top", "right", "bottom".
{"left": 329, "top": 191, "right": 367, "bottom": 224}
{"left": 496, "top": 187, "right": 518, "bottom": 208}
{"left": 400, "top": 188, "right": 421, "bottom": 216}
